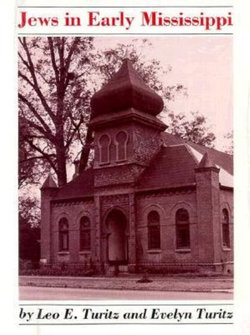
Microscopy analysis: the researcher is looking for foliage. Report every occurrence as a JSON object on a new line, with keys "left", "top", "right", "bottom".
{"left": 223, "top": 131, "right": 233, "bottom": 155}
{"left": 19, "top": 37, "right": 216, "bottom": 188}
{"left": 18, "top": 37, "right": 94, "bottom": 186}
{"left": 19, "top": 117, "right": 51, "bottom": 188}
{"left": 19, "top": 196, "right": 40, "bottom": 227}
{"left": 19, "top": 197, "right": 40, "bottom": 261}
{"left": 92, "top": 39, "right": 186, "bottom": 104}
{"left": 76, "top": 39, "right": 187, "bottom": 172}
{"left": 167, "top": 111, "right": 216, "bottom": 147}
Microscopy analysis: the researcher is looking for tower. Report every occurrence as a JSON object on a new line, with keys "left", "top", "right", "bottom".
{"left": 195, "top": 152, "right": 221, "bottom": 270}
{"left": 90, "top": 59, "right": 167, "bottom": 190}
{"left": 89, "top": 59, "right": 166, "bottom": 272}
{"left": 40, "top": 174, "right": 58, "bottom": 265}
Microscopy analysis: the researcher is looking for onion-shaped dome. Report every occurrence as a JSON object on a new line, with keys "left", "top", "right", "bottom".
{"left": 91, "top": 59, "right": 164, "bottom": 117}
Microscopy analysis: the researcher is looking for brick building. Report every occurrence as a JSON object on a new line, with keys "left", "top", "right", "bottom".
{"left": 40, "top": 59, "right": 233, "bottom": 274}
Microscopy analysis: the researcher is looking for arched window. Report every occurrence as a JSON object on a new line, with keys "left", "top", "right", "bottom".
{"left": 80, "top": 216, "right": 91, "bottom": 251}
{"left": 176, "top": 209, "right": 190, "bottom": 249}
{"left": 222, "top": 209, "right": 230, "bottom": 248}
{"left": 148, "top": 211, "right": 160, "bottom": 249}
{"left": 115, "top": 131, "right": 128, "bottom": 161}
{"left": 99, "top": 134, "right": 110, "bottom": 164}
{"left": 59, "top": 218, "right": 69, "bottom": 252}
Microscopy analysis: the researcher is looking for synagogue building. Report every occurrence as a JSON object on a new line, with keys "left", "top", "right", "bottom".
{"left": 40, "top": 59, "right": 233, "bottom": 274}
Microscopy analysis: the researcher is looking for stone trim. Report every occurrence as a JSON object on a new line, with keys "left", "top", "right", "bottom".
{"left": 52, "top": 197, "right": 94, "bottom": 206}
{"left": 136, "top": 184, "right": 196, "bottom": 198}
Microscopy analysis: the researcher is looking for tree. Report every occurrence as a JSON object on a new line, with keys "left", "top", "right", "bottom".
{"left": 19, "top": 197, "right": 40, "bottom": 263}
{"left": 19, "top": 116, "right": 51, "bottom": 188}
{"left": 18, "top": 37, "right": 94, "bottom": 186}
{"left": 223, "top": 131, "right": 233, "bottom": 154}
{"left": 19, "top": 196, "right": 40, "bottom": 227}
{"left": 19, "top": 37, "right": 215, "bottom": 187}
{"left": 167, "top": 111, "right": 216, "bottom": 147}
{"left": 91, "top": 39, "right": 186, "bottom": 103}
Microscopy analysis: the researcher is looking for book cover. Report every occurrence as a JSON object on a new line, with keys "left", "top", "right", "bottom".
{"left": 1, "top": 0, "right": 250, "bottom": 334}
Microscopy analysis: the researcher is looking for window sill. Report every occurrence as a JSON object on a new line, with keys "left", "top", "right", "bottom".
{"left": 222, "top": 247, "right": 231, "bottom": 252}
{"left": 99, "top": 162, "right": 110, "bottom": 166}
{"left": 116, "top": 159, "right": 127, "bottom": 164}
{"left": 58, "top": 251, "right": 69, "bottom": 256}
{"left": 175, "top": 248, "right": 191, "bottom": 253}
{"left": 79, "top": 251, "right": 91, "bottom": 255}
{"left": 147, "top": 249, "right": 162, "bottom": 254}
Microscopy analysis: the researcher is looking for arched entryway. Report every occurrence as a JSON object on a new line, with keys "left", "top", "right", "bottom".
{"left": 106, "top": 209, "right": 128, "bottom": 264}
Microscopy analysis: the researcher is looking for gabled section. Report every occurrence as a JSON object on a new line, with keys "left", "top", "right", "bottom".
{"left": 161, "top": 132, "right": 233, "bottom": 175}
{"left": 41, "top": 173, "right": 57, "bottom": 190}
{"left": 52, "top": 169, "right": 94, "bottom": 201}
{"left": 136, "top": 144, "right": 197, "bottom": 191}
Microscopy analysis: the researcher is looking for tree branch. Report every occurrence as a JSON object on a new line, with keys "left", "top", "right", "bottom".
{"left": 19, "top": 93, "right": 56, "bottom": 143}
{"left": 47, "top": 37, "right": 59, "bottom": 85}
{"left": 26, "top": 139, "right": 57, "bottom": 172}
{"left": 65, "top": 116, "right": 83, "bottom": 149}
{"left": 20, "top": 154, "right": 56, "bottom": 164}
{"left": 20, "top": 37, "right": 57, "bottom": 124}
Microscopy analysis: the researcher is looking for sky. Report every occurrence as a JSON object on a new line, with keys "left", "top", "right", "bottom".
{"left": 95, "top": 36, "right": 233, "bottom": 150}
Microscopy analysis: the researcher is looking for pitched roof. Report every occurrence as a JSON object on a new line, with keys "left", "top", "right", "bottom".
{"left": 161, "top": 132, "right": 233, "bottom": 175}
{"left": 41, "top": 173, "right": 57, "bottom": 189}
{"left": 91, "top": 59, "right": 164, "bottom": 117}
{"left": 51, "top": 133, "right": 233, "bottom": 200}
{"left": 187, "top": 141, "right": 233, "bottom": 175}
{"left": 137, "top": 133, "right": 233, "bottom": 190}
{"left": 52, "top": 169, "right": 94, "bottom": 201}
{"left": 136, "top": 144, "right": 197, "bottom": 191}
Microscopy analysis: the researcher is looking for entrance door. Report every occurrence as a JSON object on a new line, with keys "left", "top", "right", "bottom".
{"left": 106, "top": 210, "right": 128, "bottom": 264}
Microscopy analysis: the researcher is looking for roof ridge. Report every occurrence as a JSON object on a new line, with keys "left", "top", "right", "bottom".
{"left": 163, "top": 143, "right": 187, "bottom": 148}
{"left": 188, "top": 140, "right": 233, "bottom": 158}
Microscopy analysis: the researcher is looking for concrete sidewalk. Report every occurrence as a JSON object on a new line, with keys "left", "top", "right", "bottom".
{"left": 20, "top": 285, "right": 233, "bottom": 300}
{"left": 19, "top": 275, "right": 233, "bottom": 294}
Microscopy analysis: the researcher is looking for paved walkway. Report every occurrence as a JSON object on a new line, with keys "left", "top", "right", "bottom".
{"left": 20, "top": 285, "right": 233, "bottom": 300}
{"left": 19, "top": 275, "right": 233, "bottom": 296}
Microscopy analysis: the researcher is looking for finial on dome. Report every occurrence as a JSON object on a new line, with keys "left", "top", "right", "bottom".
{"left": 91, "top": 59, "right": 164, "bottom": 117}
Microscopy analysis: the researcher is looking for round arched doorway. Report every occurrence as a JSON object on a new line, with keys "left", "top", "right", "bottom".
{"left": 106, "top": 209, "right": 128, "bottom": 264}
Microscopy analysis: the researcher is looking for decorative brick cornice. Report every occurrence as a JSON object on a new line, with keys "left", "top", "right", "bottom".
{"left": 51, "top": 196, "right": 94, "bottom": 207}
{"left": 136, "top": 184, "right": 196, "bottom": 198}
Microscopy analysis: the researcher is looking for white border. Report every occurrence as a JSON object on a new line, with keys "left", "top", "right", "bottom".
{"left": 1, "top": 0, "right": 250, "bottom": 334}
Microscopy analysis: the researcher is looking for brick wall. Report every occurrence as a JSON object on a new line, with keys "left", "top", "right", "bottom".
{"left": 196, "top": 168, "right": 220, "bottom": 266}
{"left": 50, "top": 200, "right": 95, "bottom": 266}
{"left": 219, "top": 188, "right": 234, "bottom": 267}
{"left": 135, "top": 190, "right": 198, "bottom": 269}
{"left": 42, "top": 179, "right": 233, "bottom": 273}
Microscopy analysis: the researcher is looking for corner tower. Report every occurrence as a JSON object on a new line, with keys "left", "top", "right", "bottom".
{"left": 40, "top": 174, "right": 58, "bottom": 265}
{"left": 195, "top": 152, "right": 221, "bottom": 270}
{"left": 90, "top": 59, "right": 167, "bottom": 191}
